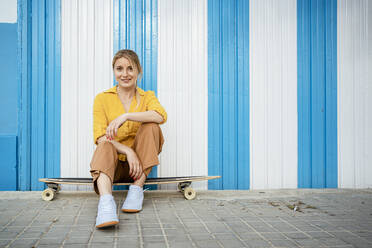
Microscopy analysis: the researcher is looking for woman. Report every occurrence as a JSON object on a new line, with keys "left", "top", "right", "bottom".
{"left": 90, "top": 49, "right": 167, "bottom": 228}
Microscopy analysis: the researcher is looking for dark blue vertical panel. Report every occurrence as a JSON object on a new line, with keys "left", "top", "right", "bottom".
{"left": 208, "top": 0, "right": 250, "bottom": 189}
{"left": 208, "top": 0, "right": 223, "bottom": 189}
{"left": 30, "top": 0, "right": 46, "bottom": 190}
{"left": 236, "top": 0, "right": 250, "bottom": 190}
{"left": 325, "top": 0, "right": 337, "bottom": 188}
{"left": 46, "top": 0, "right": 61, "bottom": 181}
{"left": 297, "top": 0, "right": 337, "bottom": 188}
{"left": 311, "top": 0, "right": 326, "bottom": 188}
{"left": 18, "top": 0, "right": 32, "bottom": 190}
{"left": 113, "top": 0, "right": 158, "bottom": 188}
{"left": 221, "top": 0, "right": 237, "bottom": 189}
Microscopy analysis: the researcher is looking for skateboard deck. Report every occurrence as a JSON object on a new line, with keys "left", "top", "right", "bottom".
{"left": 39, "top": 176, "right": 220, "bottom": 201}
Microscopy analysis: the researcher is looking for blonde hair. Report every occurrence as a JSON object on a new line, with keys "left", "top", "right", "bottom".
{"left": 112, "top": 49, "right": 142, "bottom": 82}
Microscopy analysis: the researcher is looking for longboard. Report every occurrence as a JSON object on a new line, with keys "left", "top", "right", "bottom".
{"left": 39, "top": 176, "right": 221, "bottom": 201}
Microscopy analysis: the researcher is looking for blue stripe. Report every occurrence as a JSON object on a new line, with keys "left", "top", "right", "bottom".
{"left": 18, "top": 0, "right": 32, "bottom": 190}
{"left": 46, "top": 0, "right": 61, "bottom": 183}
{"left": 113, "top": 0, "right": 158, "bottom": 189}
{"left": 236, "top": 0, "right": 250, "bottom": 190}
{"left": 18, "top": 0, "right": 61, "bottom": 190}
{"left": 30, "top": 0, "right": 46, "bottom": 190}
{"left": 0, "top": 22, "right": 18, "bottom": 190}
{"left": 208, "top": 0, "right": 250, "bottom": 190}
{"left": 297, "top": 0, "right": 337, "bottom": 188}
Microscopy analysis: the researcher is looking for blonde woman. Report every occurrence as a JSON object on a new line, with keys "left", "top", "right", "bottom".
{"left": 90, "top": 49, "right": 166, "bottom": 228}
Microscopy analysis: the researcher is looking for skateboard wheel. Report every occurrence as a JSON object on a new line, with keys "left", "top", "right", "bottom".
{"left": 183, "top": 187, "right": 196, "bottom": 200}
{"left": 42, "top": 188, "right": 55, "bottom": 201}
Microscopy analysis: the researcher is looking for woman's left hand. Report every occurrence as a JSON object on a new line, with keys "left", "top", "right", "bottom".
{"left": 106, "top": 114, "right": 128, "bottom": 140}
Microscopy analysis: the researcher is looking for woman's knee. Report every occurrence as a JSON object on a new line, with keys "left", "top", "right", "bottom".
{"left": 141, "top": 122, "right": 159, "bottom": 129}
{"left": 90, "top": 141, "right": 118, "bottom": 171}
{"left": 137, "top": 123, "right": 160, "bottom": 135}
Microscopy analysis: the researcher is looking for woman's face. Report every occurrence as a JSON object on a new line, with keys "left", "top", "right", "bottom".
{"left": 113, "top": 57, "right": 139, "bottom": 90}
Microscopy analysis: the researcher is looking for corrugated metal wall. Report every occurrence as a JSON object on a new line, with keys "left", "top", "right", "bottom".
{"left": 61, "top": 0, "right": 113, "bottom": 190}
{"left": 208, "top": 0, "right": 250, "bottom": 190}
{"left": 338, "top": 0, "right": 372, "bottom": 188}
{"left": 56, "top": 0, "right": 372, "bottom": 191}
{"left": 158, "top": 0, "right": 208, "bottom": 189}
{"left": 250, "top": 0, "right": 298, "bottom": 189}
{"left": 23, "top": 0, "right": 61, "bottom": 191}
{"left": 297, "top": 0, "right": 338, "bottom": 188}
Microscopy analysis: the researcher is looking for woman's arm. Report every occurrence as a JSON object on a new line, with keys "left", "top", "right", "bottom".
{"left": 106, "top": 111, "right": 163, "bottom": 139}
{"left": 126, "top": 110, "right": 164, "bottom": 123}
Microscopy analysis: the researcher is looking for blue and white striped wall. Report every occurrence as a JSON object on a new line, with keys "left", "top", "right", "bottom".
{"left": 1, "top": 0, "right": 371, "bottom": 191}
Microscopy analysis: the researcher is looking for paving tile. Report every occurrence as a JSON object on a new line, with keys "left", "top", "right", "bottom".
{"left": 144, "top": 241, "right": 167, "bottom": 248}
{"left": 269, "top": 239, "right": 300, "bottom": 247}
{"left": 9, "top": 238, "right": 38, "bottom": 248}
{"left": 194, "top": 239, "right": 221, "bottom": 248}
{"left": 243, "top": 239, "right": 272, "bottom": 248}
{"left": 0, "top": 240, "right": 11, "bottom": 247}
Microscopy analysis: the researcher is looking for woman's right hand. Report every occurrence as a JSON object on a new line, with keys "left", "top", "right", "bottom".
{"left": 126, "top": 148, "right": 143, "bottom": 180}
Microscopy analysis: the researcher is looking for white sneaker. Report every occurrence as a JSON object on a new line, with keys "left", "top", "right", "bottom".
{"left": 121, "top": 185, "right": 144, "bottom": 213}
{"left": 95, "top": 194, "right": 119, "bottom": 228}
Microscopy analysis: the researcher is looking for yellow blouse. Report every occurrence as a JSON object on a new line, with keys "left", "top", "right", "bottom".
{"left": 93, "top": 86, "right": 167, "bottom": 161}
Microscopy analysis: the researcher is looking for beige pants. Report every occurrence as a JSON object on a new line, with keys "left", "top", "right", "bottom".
{"left": 90, "top": 123, "right": 164, "bottom": 195}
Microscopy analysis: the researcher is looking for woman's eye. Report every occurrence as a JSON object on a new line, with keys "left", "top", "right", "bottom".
{"left": 128, "top": 67, "right": 133, "bottom": 71}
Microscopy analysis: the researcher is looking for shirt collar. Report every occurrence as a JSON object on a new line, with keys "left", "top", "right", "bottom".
{"left": 104, "top": 85, "right": 145, "bottom": 96}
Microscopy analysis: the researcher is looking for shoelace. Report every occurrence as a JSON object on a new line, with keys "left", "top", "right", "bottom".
{"left": 127, "top": 187, "right": 145, "bottom": 200}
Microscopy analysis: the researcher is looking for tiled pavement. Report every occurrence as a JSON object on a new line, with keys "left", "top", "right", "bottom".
{"left": 0, "top": 189, "right": 372, "bottom": 248}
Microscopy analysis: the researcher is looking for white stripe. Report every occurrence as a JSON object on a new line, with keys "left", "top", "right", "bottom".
{"left": 250, "top": 0, "right": 298, "bottom": 189}
{"left": 158, "top": 0, "right": 208, "bottom": 189}
{"left": 61, "top": 0, "right": 113, "bottom": 190}
{"left": 338, "top": 0, "right": 372, "bottom": 188}
{"left": 0, "top": 0, "right": 17, "bottom": 23}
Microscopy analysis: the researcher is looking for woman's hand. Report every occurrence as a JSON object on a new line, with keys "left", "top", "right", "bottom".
{"left": 106, "top": 114, "right": 127, "bottom": 140}
{"left": 126, "top": 148, "right": 143, "bottom": 180}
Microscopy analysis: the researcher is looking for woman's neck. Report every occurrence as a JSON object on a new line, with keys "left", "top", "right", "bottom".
{"left": 117, "top": 85, "right": 136, "bottom": 99}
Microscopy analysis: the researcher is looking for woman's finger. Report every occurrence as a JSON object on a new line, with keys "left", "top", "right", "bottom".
{"left": 135, "top": 164, "right": 141, "bottom": 179}
{"left": 137, "top": 165, "right": 142, "bottom": 180}
{"left": 107, "top": 125, "right": 112, "bottom": 140}
{"left": 131, "top": 163, "right": 137, "bottom": 178}
{"left": 129, "top": 162, "right": 133, "bottom": 176}
{"left": 108, "top": 125, "right": 111, "bottom": 140}
{"left": 133, "top": 163, "right": 139, "bottom": 180}
{"left": 110, "top": 125, "right": 114, "bottom": 139}
{"left": 114, "top": 124, "right": 119, "bottom": 137}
